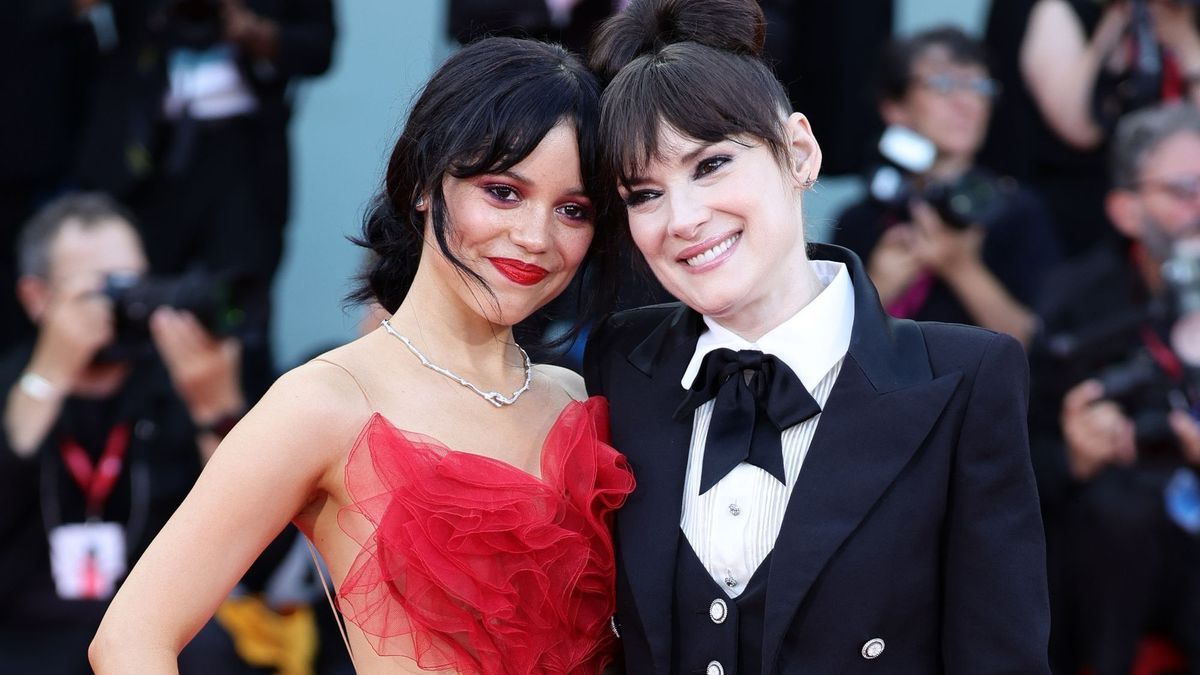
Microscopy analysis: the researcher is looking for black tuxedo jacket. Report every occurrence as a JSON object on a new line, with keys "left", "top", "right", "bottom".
{"left": 584, "top": 244, "right": 1051, "bottom": 674}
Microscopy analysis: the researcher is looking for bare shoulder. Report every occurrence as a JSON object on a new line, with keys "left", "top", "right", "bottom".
{"left": 237, "top": 346, "right": 375, "bottom": 460}
{"left": 534, "top": 363, "right": 588, "bottom": 402}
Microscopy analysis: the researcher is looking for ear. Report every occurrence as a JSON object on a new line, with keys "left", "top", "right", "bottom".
{"left": 784, "top": 112, "right": 823, "bottom": 188}
{"left": 1106, "top": 189, "right": 1142, "bottom": 239}
{"left": 879, "top": 98, "right": 909, "bottom": 129}
{"left": 16, "top": 275, "right": 49, "bottom": 323}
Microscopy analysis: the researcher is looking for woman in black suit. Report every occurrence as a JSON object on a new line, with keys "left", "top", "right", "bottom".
{"left": 582, "top": 1, "right": 1052, "bottom": 673}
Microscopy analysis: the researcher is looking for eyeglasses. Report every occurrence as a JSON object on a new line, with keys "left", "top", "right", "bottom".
{"left": 913, "top": 73, "right": 1000, "bottom": 99}
{"left": 1136, "top": 175, "right": 1200, "bottom": 203}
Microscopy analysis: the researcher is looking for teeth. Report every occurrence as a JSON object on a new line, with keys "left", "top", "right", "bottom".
{"left": 685, "top": 234, "right": 740, "bottom": 266}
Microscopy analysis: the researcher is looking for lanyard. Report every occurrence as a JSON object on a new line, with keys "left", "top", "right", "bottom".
{"left": 1140, "top": 326, "right": 1185, "bottom": 383}
{"left": 59, "top": 424, "right": 130, "bottom": 518}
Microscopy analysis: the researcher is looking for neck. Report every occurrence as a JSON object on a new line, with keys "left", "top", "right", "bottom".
{"left": 710, "top": 254, "right": 824, "bottom": 342}
{"left": 387, "top": 267, "right": 524, "bottom": 384}
{"left": 927, "top": 154, "right": 972, "bottom": 182}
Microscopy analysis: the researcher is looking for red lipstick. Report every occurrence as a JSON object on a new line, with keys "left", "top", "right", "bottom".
{"left": 488, "top": 257, "right": 549, "bottom": 286}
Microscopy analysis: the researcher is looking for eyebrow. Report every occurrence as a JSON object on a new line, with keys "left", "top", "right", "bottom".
{"left": 624, "top": 141, "right": 717, "bottom": 185}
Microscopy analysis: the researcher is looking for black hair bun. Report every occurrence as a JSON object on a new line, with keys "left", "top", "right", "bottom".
{"left": 590, "top": 0, "right": 766, "bottom": 83}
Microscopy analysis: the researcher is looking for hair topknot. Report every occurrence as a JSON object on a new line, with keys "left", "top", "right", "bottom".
{"left": 590, "top": 0, "right": 767, "bottom": 83}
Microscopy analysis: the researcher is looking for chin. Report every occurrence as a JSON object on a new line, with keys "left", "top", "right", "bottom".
{"left": 491, "top": 296, "right": 554, "bottom": 328}
{"left": 673, "top": 285, "right": 743, "bottom": 319}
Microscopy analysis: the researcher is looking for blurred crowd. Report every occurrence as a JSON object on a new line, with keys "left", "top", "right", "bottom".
{"left": 3, "top": 1, "right": 1200, "bottom": 674}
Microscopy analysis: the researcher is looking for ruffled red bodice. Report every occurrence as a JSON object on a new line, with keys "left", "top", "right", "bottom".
{"left": 337, "top": 397, "right": 634, "bottom": 674}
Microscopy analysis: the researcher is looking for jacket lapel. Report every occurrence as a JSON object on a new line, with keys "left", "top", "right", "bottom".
{"left": 760, "top": 244, "right": 963, "bottom": 672}
{"left": 617, "top": 305, "right": 702, "bottom": 674}
{"left": 760, "top": 357, "right": 960, "bottom": 671}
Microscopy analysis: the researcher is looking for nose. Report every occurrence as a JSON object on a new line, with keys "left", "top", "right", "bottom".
{"left": 666, "top": 184, "right": 710, "bottom": 240}
{"left": 509, "top": 207, "right": 551, "bottom": 253}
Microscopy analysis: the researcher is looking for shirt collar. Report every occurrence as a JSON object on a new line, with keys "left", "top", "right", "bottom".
{"left": 680, "top": 260, "right": 855, "bottom": 391}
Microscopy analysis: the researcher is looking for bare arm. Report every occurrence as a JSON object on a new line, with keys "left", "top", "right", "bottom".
{"left": 940, "top": 260, "right": 1038, "bottom": 347}
{"left": 910, "top": 202, "right": 1038, "bottom": 347}
{"left": 88, "top": 363, "right": 363, "bottom": 673}
{"left": 1020, "top": 0, "right": 1129, "bottom": 150}
{"left": 149, "top": 308, "right": 245, "bottom": 463}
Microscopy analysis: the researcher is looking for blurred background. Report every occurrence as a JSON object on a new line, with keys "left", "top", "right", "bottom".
{"left": 7, "top": 0, "right": 1200, "bottom": 673}
{"left": 277, "top": 0, "right": 987, "bottom": 368}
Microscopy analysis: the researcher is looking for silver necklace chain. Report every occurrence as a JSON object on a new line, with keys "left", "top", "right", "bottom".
{"left": 380, "top": 319, "right": 532, "bottom": 408}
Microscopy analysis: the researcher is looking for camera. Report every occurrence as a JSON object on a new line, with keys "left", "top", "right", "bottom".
{"left": 1046, "top": 244, "right": 1200, "bottom": 453}
{"left": 96, "top": 270, "right": 267, "bottom": 363}
{"left": 867, "top": 125, "right": 1014, "bottom": 230}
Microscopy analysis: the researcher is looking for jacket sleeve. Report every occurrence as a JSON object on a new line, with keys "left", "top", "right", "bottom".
{"left": 941, "top": 331, "right": 1052, "bottom": 674}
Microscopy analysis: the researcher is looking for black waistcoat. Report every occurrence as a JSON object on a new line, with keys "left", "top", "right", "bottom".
{"left": 672, "top": 531, "right": 772, "bottom": 675}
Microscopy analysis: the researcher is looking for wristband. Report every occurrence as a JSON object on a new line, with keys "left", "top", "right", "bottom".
{"left": 18, "top": 372, "right": 61, "bottom": 402}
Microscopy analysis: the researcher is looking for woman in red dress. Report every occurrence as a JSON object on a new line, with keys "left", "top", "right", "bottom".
{"left": 90, "top": 36, "right": 633, "bottom": 675}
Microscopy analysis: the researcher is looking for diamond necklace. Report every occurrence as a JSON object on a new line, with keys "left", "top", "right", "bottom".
{"left": 380, "top": 319, "right": 532, "bottom": 408}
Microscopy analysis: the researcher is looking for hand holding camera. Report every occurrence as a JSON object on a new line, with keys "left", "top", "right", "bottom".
{"left": 1061, "top": 379, "right": 1138, "bottom": 481}
{"left": 908, "top": 200, "right": 987, "bottom": 280}
{"left": 1145, "top": 0, "right": 1200, "bottom": 69}
{"left": 866, "top": 225, "right": 922, "bottom": 306}
{"left": 28, "top": 273, "right": 118, "bottom": 394}
{"left": 1168, "top": 408, "right": 1200, "bottom": 465}
{"left": 149, "top": 307, "right": 243, "bottom": 428}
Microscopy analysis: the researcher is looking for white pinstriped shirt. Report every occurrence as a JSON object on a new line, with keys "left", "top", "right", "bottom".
{"left": 679, "top": 261, "right": 854, "bottom": 597}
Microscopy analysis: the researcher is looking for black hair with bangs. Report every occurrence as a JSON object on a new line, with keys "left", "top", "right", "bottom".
{"left": 590, "top": 0, "right": 794, "bottom": 188}
{"left": 350, "top": 36, "right": 609, "bottom": 320}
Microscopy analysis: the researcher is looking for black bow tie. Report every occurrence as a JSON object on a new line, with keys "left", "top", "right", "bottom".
{"left": 676, "top": 348, "right": 822, "bottom": 494}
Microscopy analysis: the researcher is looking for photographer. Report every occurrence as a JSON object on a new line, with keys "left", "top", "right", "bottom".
{"left": 834, "top": 26, "right": 1060, "bottom": 347}
{"left": 1022, "top": 0, "right": 1200, "bottom": 151}
{"left": 1031, "top": 103, "right": 1200, "bottom": 675}
{"left": 984, "top": 0, "right": 1200, "bottom": 256}
{"left": 0, "top": 193, "right": 245, "bottom": 673}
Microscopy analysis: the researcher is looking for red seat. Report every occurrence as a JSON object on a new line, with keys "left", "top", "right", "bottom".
{"left": 1132, "top": 636, "right": 1186, "bottom": 675}
{"left": 1079, "top": 635, "right": 1186, "bottom": 675}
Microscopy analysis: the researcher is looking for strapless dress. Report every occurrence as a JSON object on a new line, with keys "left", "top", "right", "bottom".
{"left": 337, "top": 396, "right": 634, "bottom": 674}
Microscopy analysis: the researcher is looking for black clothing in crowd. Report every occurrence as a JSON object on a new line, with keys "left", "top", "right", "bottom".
{"left": 0, "top": 3, "right": 93, "bottom": 353}
{"left": 74, "top": 0, "right": 335, "bottom": 283}
{"left": 0, "top": 344, "right": 203, "bottom": 674}
{"left": 982, "top": 0, "right": 1114, "bottom": 257}
{"left": 832, "top": 186, "right": 1060, "bottom": 326}
{"left": 448, "top": 0, "right": 614, "bottom": 55}
{"left": 762, "top": 0, "right": 893, "bottom": 176}
{"left": 1030, "top": 242, "right": 1200, "bottom": 674}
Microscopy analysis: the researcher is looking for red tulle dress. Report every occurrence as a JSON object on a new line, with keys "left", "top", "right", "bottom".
{"left": 336, "top": 397, "right": 634, "bottom": 675}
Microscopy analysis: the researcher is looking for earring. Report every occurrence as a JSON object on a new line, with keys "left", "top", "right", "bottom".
{"left": 415, "top": 196, "right": 426, "bottom": 208}
{"left": 800, "top": 176, "right": 816, "bottom": 189}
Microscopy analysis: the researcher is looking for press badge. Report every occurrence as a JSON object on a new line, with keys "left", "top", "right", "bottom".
{"left": 48, "top": 522, "right": 126, "bottom": 600}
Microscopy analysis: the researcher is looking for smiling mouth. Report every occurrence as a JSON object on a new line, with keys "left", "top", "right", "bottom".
{"left": 488, "top": 257, "right": 549, "bottom": 285}
{"left": 683, "top": 234, "right": 740, "bottom": 267}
